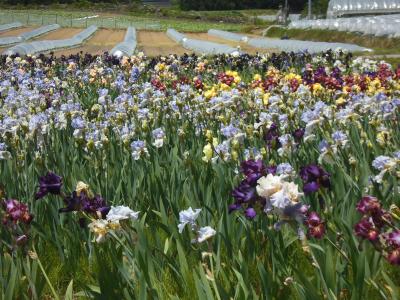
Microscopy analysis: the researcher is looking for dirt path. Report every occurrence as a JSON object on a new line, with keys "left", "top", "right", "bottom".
{"left": 51, "top": 29, "right": 125, "bottom": 57}
{"left": 137, "top": 31, "right": 187, "bottom": 56}
{"left": 0, "top": 27, "right": 38, "bottom": 37}
{"left": 185, "top": 32, "right": 275, "bottom": 55}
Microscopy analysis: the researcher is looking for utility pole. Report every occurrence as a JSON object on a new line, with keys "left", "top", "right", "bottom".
{"left": 308, "top": 0, "right": 312, "bottom": 19}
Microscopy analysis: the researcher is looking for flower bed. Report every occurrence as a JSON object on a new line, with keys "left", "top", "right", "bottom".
{"left": 0, "top": 50, "right": 399, "bottom": 298}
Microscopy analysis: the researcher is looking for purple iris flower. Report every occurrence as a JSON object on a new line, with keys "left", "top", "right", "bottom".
{"left": 266, "top": 165, "right": 277, "bottom": 175}
{"left": 35, "top": 172, "right": 63, "bottom": 200}
{"left": 83, "top": 194, "right": 110, "bottom": 217}
{"left": 245, "top": 207, "right": 257, "bottom": 219}
{"left": 292, "top": 128, "right": 305, "bottom": 143}
{"left": 59, "top": 191, "right": 85, "bottom": 213}
{"left": 59, "top": 191, "right": 110, "bottom": 218}
{"left": 303, "top": 182, "right": 320, "bottom": 195}
{"left": 299, "top": 164, "right": 330, "bottom": 194}
{"left": 240, "top": 159, "right": 266, "bottom": 185}
{"left": 264, "top": 123, "right": 280, "bottom": 148}
{"left": 232, "top": 181, "right": 256, "bottom": 203}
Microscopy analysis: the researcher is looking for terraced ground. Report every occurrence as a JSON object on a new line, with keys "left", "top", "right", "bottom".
{"left": 0, "top": 26, "right": 278, "bottom": 57}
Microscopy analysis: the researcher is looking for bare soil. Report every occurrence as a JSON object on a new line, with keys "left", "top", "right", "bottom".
{"left": 137, "top": 31, "right": 188, "bottom": 56}
{"left": 0, "top": 26, "right": 38, "bottom": 37}
{"left": 51, "top": 29, "right": 125, "bottom": 56}
{"left": 34, "top": 28, "right": 83, "bottom": 40}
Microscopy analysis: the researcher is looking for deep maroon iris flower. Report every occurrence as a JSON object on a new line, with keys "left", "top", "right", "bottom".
{"left": 354, "top": 218, "right": 380, "bottom": 241}
{"left": 2, "top": 199, "right": 33, "bottom": 224}
{"left": 356, "top": 196, "right": 381, "bottom": 215}
{"left": 304, "top": 211, "right": 326, "bottom": 239}
{"left": 386, "top": 230, "right": 400, "bottom": 248}
{"left": 387, "top": 249, "right": 400, "bottom": 265}
{"left": 305, "top": 211, "right": 322, "bottom": 227}
{"left": 35, "top": 172, "right": 63, "bottom": 200}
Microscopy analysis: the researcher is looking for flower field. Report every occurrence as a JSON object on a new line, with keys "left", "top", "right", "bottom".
{"left": 0, "top": 51, "right": 400, "bottom": 299}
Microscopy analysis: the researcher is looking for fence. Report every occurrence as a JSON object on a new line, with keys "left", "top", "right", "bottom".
{"left": 0, "top": 10, "right": 160, "bottom": 30}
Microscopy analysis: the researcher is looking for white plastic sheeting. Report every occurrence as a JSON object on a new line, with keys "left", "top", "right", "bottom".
{"left": 290, "top": 14, "right": 400, "bottom": 38}
{"left": 4, "top": 25, "right": 98, "bottom": 56}
{"left": 110, "top": 27, "right": 137, "bottom": 57}
{"left": 166, "top": 29, "right": 186, "bottom": 44}
{"left": 328, "top": 0, "right": 400, "bottom": 17}
{"left": 0, "top": 22, "right": 23, "bottom": 32}
{"left": 166, "top": 29, "right": 240, "bottom": 55}
{"left": 0, "top": 24, "right": 60, "bottom": 46}
{"left": 208, "top": 29, "right": 249, "bottom": 42}
{"left": 208, "top": 29, "right": 371, "bottom": 53}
